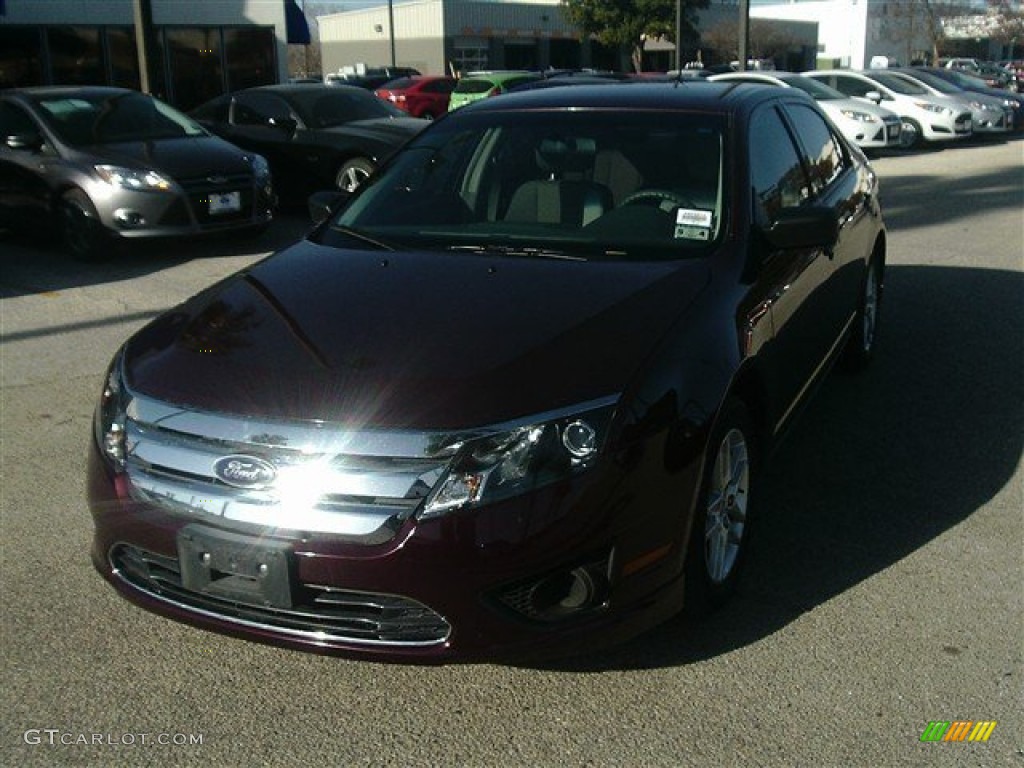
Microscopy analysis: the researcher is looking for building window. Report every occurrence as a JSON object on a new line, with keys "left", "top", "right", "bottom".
{"left": 48, "top": 27, "right": 103, "bottom": 85}
{"left": 166, "top": 28, "right": 225, "bottom": 111}
{"left": 453, "top": 39, "right": 488, "bottom": 75}
{"left": 0, "top": 27, "right": 44, "bottom": 88}
{"left": 224, "top": 28, "right": 276, "bottom": 91}
{"left": 106, "top": 27, "right": 141, "bottom": 90}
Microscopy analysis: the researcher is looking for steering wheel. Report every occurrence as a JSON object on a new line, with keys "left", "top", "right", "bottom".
{"left": 621, "top": 189, "right": 695, "bottom": 210}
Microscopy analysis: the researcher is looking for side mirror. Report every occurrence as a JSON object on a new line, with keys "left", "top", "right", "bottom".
{"left": 864, "top": 90, "right": 885, "bottom": 103}
{"left": 268, "top": 116, "right": 298, "bottom": 136}
{"left": 5, "top": 132, "right": 44, "bottom": 152}
{"left": 764, "top": 206, "right": 838, "bottom": 250}
{"left": 308, "top": 189, "right": 348, "bottom": 223}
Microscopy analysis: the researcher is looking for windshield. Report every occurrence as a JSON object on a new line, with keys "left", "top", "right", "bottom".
{"left": 870, "top": 73, "right": 927, "bottom": 95}
{"left": 35, "top": 92, "right": 206, "bottom": 145}
{"left": 904, "top": 71, "right": 958, "bottom": 93}
{"left": 782, "top": 76, "right": 847, "bottom": 101}
{"left": 324, "top": 110, "right": 727, "bottom": 261}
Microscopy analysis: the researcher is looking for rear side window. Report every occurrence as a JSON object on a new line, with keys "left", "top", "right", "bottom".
{"left": 785, "top": 103, "right": 846, "bottom": 194}
{"left": 455, "top": 79, "right": 495, "bottom": 95}
{"left": 830, "top": 75, "right": 877, "bottom": 99}
{"left": 749, "top": 106, "right": 807, "bottom": 226}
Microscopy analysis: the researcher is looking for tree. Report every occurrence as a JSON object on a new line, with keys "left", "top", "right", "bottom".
{"left": 987, "top": 0, "right": 1024, "bottom": 57}
{"left": 561, "top": 0, "right": 709, "bottom": 73}
{"left": 884, "top": 1, "right": 972, "bottom": 64}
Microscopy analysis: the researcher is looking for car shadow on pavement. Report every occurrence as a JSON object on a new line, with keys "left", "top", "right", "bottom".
{"left": 528, "top": 264, "right": 1023, "bottom": 672}
{"left": 0, "top": 214, "right": 313, "bottom": 299}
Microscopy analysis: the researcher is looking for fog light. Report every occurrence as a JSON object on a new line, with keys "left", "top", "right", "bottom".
{"left": 529, "top": 567, "right": 605, "bottom": 616}
{"left": 114, "top": 208, "right": 146, "bottom": 228}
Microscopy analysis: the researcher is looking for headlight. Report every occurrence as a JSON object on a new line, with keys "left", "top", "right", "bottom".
{"left": 95, "top": 164, "right": 173, "bottom": 192}
{"left": 840, "top": 109, "right": 878, "bottom": 123}
{"left": 248, "top": 153, "right": 271, "bottom": 182}
{"left": 94, "top": 351, "right": 128, "bottom": 469}
{"left": 419, "top": 398, "right": 616, "bottom": 519}
{"left": 914, "top": 102, "right": 950, "bottom": 115}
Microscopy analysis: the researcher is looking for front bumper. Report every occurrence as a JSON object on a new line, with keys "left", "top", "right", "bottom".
{"left": 88, "top": 434, "right": 698, "bottom": 662}
{"left": 92, "top": 172, "right": 275, "bottom": 240}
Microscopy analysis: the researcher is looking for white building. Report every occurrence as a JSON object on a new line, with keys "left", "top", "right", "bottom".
{"left": 751, "top": 0, "right": 937, "bottom": 69}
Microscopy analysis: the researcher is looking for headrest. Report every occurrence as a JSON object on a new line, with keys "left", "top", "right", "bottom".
{"left": 536, "top": 136, "right": 597, "bottom": 174}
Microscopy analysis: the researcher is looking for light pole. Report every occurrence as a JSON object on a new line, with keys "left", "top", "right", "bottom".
{"left": 387, "top": 0, "right": 396, "bottom": 67}
{"left": 738, "top": 0, "right": 750, "bottom": 71}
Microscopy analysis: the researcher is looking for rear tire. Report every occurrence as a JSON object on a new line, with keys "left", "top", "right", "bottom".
{"left": 684, "top": 399, "right": 758, "bottom": 616}
{"left": 842, "top": 256, "right": 882, "bottom": 372}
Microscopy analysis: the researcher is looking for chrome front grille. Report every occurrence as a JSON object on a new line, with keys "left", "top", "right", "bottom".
{"left": 111, "top": 544, "right": 451, "bottom": 646}
{"left": 122, "top": 391, "right": 459, "bottom": 540}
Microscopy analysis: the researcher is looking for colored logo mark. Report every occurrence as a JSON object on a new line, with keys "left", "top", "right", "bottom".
{"left": 920, "top": 720, "right": 997, "bottom": 742}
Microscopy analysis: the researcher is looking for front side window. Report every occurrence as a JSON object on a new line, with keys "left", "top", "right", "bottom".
{"left": 324, "top": 110, "right": 728, "bottom": 261}
{"left": 785, "top": 103, "right": 846, "bottom": 194}
{"left": 233, "top": 92, "right": 292, "bottom": 126}
{"left": 749, "top": 106, "right": 807, "bottom": 226}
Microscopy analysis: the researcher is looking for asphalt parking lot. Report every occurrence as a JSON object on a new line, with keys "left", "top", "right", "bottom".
{"left": 1, "top": 137, "right": 1021, "bottom": 767}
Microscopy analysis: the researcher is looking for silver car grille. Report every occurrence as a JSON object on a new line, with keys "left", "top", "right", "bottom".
{"left": 122, "top": 392, "right": 460, "bottom": 540}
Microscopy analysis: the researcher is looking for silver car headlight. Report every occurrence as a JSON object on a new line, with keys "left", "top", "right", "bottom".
{"left": 95, "top": 164, "right": 173, "bottom": 192}
{"left": 840, "top": 109, "right": 878, "bottom": 123}
{"left": 94, "top": 351, "right": 129, "bottom": 469}
{"left": 419, "top": 398, "right": 617, "bottom": 519}
{"left": 914, "top": 101, "right": 950, "bottom": 115}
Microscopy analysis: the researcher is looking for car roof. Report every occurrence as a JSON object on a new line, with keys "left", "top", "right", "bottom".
{"left": 4, "top": 85, "right": 137, "bottom": 100}
{"left": 460, "top": 80, "right": 804, "bottom": 115}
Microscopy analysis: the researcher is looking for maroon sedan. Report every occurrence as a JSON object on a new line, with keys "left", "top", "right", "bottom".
{"left": 90, "top": 83, "right": 886, "bottom": 663}
{"left": 375, "top": 75, "right": 457, "bottom": 119}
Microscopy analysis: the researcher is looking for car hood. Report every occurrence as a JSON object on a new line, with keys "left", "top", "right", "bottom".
{"left": 822, "top": 97, "right": 899, "bottom": 119}
{"left": 79, "top": 136, "right": 252, "bottom": 178}
{"left": 124, "top": 242, "right": 711, "bottom": 430}
{"left": 319, "top": 117, "right": 426, "bottom": 143}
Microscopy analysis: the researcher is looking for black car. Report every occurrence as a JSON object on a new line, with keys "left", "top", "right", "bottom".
{"left": 91, "top": 82, "right": 886, "bottom": 662}
{"left": 0, "top": 86, "right": 274, "bottom": 259}
{"left": 190, "top": 84, "right": 427, "bottom": 205}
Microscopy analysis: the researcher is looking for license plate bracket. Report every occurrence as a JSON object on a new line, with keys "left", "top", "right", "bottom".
{"left": 209, "top": 191, "right": 241, "bottom": 215}
{"left": 177, "top": 525, "right": 292, "bottom": 608}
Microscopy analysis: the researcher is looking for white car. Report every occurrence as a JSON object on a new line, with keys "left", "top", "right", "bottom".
{"left": 804, "top": 69, "right": 972, "bottom": 147}
{"left": 889, "top": 69, "right": 1012, "bottom": 135}
{"left": 708, "top": 71, "right": 902, "bottom": 150}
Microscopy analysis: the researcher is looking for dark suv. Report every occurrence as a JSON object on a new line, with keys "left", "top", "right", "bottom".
{"left": 90, "top": 82, "right": 886, "bottom": 662}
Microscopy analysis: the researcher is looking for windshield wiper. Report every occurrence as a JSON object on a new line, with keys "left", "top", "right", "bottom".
{"left": 446, "top": 244, "right": 585, "bottom": 261}
{"left": 328, "top": 225, "right": 396, "bottom": 251}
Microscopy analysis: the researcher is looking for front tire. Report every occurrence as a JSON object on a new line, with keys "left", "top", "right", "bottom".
{"left": 59, "top": 189, "right": 109, "bottom": 261}
{"left": 899, "top": 118, "right": 922, "bottom": 149}
{"left": 684, "top": 399, "right": 757, "bottom": 616}
{"left": 335, "top": 157, "right": 375, "bottom": 193}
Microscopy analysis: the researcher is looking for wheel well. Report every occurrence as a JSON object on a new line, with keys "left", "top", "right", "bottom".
{"left": 725, "top": 368, "right": 771, "bottom": 463}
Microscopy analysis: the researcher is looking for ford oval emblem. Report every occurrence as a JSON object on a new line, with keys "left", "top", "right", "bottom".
{"left": 213, "top": 455, "right": 277, "bottom": 489}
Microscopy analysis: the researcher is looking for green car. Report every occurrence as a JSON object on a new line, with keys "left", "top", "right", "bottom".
{"left": 447, "top": 71, "right": 541, "bottom": 111}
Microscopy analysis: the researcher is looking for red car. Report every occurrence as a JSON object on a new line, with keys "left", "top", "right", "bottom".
{"left": 375, "top": 76, "right": 456, "bottom": 119}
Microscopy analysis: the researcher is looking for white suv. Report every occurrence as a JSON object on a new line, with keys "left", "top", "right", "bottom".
{"left": 804, "top": 70, "right": 972, "bottom": 147}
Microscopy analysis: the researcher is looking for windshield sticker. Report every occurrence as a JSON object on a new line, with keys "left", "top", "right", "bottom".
{"left": 676, "top": 208, "right": 713, "bottom": 228}
{"left": 675, "top": 224, "right": 710, "bottom": 241}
